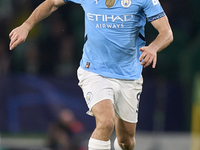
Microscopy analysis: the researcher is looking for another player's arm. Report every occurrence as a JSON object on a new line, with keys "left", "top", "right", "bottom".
{"left": 9, "top": 0, "right": 66, "bottom": 50}
{"left": 139, "top": 15, "right": 173, "bottom": 68}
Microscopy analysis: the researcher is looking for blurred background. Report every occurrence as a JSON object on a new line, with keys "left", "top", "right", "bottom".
{"left": 0, "top": 0, "right": 200, "bottom": 149}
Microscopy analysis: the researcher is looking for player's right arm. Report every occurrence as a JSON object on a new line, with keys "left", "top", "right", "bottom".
{"left": 9, "top": 0, "right": 66, "bottom": 50}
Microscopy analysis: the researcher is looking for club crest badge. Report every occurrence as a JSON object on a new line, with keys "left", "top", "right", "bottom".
{"left": 121, "top": 0, "right": 131, "bottom": 8}
{"left": 86, "top": 92, "right": 93, "bottom": 104}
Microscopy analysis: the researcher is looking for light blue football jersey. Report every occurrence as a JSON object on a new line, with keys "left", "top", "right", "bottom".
{"left": 63, "top": 0, "right": 165, "bottom": 80}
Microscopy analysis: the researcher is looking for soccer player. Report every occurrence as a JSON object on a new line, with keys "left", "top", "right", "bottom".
{"left": 9, "top": 0, "right": 173, "bottom": 149}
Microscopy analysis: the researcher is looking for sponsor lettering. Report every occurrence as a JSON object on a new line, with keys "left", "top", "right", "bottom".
{"left": 87, "top": 13, "right": 134, "bottom": 29}
{"left": 87, "top": 13, "right": 133, "bottom": 22}
{"left": 96, "top": 23, "right": 124, "bottom": 28}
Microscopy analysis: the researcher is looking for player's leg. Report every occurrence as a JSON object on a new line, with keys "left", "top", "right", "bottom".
{"left": 77, "top": 67, "right": 115, "bottom": 150}
{"left": 88, "top": 99, "right": 115, "bottom": 150}
{"left": 114, "top": 116, "right": 136, "bottom": 150}
{"left": 110, "top": 77, "right": 143, "bottom": 150}
{"left": 91, "top": 99, "right": 115, "bottom": 140}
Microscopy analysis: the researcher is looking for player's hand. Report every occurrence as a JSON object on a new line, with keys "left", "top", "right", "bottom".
{"left": 9, "top": 24, "right": 30, "bottom": 50}
{"left": 139, "top": 46, "right": 157, "bottom": 68}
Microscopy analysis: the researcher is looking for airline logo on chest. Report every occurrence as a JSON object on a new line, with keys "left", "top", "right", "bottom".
{"left": 87, "top": 13, "right": 133, "bottom": 22}
{"left": 87, "top": 13, "right": 134, "bottom": 28}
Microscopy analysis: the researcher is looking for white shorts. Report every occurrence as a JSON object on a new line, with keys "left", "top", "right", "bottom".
{"left": 77, "top": 67, "right": 143, "bottom": 123}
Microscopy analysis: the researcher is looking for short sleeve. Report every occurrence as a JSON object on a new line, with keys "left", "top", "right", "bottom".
{"left": 143, "top": 0, "right": 165, "bottom": 22}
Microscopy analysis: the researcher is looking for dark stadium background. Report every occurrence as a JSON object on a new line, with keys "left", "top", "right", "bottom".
{"left": 0, "top": 0, "right": 199, "bottom": 149}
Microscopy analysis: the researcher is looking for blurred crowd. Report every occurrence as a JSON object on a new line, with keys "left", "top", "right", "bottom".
{"left": 0, "top": 0, "right": 84, "bottom": 77}
{"left": 47, "top": 109, "right": 86, "bottom": 150}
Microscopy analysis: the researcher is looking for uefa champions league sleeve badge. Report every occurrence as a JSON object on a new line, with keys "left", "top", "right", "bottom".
{"left": 121, "top": 0, "right": 131, "bottom": 7}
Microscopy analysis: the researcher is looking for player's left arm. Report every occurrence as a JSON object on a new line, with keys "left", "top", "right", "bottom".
{"left": 139, "top": 15, "right": 173, "bottom": 68}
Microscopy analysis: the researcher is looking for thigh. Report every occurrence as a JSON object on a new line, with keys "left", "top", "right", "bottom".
{"left": 91, "top": 99, "right": 116, "bottom": 140}
{"left": 115, "top": 116, "right": 136, "bottom": 142}
{"left": 92, "top": 99, "right": 115, "bottom": 124}
{"left": 77, "top": 67, "right": 114, "bottom": 116}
